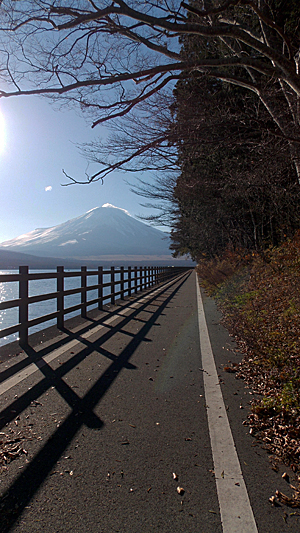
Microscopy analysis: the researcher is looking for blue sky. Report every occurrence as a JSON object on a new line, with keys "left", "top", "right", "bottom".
{"left": 0, "top": 95, "right": 163, "bottom": 242}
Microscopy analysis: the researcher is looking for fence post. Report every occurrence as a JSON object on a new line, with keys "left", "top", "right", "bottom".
{"left": 142, "top": 266, "right": 146, "bottom": 289}
{"left": 57, "top": 266, "right": 64, "bottom": 329}
{"left": 98, "top": 266, "right": 103, "bottom": 310}
{"left": 128, "top": 266, "right": 131, "bottom": 296}
{"left": 134, "top": 266, "right": 138, "bottom": 294}
{"left": 81, "top": 266, "right": 87, "bottom": 318}
{"left": 111, "top": 266, "right": 115, "bottom": 305}
{"left": 120, "top": 266, "right": 124, "bottom": 299}
{"left": 19, "top": 266, "right": 29, "bottom": 347}
{"left": 147, "top": 266, "right": 150, "bottom": 288}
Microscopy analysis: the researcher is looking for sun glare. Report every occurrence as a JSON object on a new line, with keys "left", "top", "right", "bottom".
{"left": 0, "top": 110, "right": 6, "bottom": 153}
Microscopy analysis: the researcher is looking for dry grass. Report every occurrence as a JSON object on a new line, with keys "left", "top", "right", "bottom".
{"left": 197, "top": 235, "right": 300, "bottom": 475}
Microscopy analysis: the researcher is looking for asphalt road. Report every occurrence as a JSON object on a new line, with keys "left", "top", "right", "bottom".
{"left": 0, "top": 271, "right": 299, "bottom": 532}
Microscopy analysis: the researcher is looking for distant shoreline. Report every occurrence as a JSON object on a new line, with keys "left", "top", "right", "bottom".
{"left": 0, "top": 248, "right": 194, "bottom": 270}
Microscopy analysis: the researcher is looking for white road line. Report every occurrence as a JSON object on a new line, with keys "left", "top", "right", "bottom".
{"left": 0, "top": 274, "right": 187, "bottom": 397}
{"left": 196, "top": 276, "right": 258, "bottom": 533}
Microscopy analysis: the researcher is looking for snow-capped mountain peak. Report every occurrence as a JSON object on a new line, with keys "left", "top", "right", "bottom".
{"left": 0, "top": 205, "right": 171, "bottom": 260}
{"left": 101, "top": 203, "right": 132, "bottom": 217}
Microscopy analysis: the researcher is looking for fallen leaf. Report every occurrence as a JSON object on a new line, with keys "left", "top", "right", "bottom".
{"left": 224, "top": 366, "right": 236, "bottom": 373}
{"left": 276, "top": 490, "right": 300, "bottom": 508}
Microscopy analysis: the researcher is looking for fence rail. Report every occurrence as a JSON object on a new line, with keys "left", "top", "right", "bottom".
{"left": 0, "top": 265, "right": 191, "bottom": 347}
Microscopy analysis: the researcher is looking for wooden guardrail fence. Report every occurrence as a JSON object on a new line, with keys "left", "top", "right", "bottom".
{"left": 0, "top": 265, "right": 191, "bottom": 347}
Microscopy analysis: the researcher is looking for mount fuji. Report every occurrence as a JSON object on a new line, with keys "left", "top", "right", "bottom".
{"left": 0, "top": 204, "right": 173, "bottom": 261}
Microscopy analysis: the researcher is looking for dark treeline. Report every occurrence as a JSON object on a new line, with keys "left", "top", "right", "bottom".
{"left": 170, "top": 0, "right": 300, "bottom": 260}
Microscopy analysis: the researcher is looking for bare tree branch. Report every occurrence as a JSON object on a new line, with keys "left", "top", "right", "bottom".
{"left": 0, "top": 0, "right": 299, "bottom": 184}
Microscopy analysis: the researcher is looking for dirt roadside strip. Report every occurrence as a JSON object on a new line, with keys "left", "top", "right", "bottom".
{"left": 0, "top": 271, "right": 299, "bottom": 532}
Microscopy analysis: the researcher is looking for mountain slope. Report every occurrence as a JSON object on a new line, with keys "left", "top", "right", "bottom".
{"left": 0, "top": 204, "right": 171, "bottom": 259}
{"left": 0, "top": 249, "right": 85, "bottom": 269}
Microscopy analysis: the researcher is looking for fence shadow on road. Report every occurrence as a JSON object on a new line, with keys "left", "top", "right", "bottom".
{"left": 0, "top": 271, "right": 191, "bottom": 533}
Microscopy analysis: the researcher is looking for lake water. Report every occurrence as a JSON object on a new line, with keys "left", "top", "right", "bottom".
{"left": 0, "top": 269, "right": 130, "bottom": 347}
